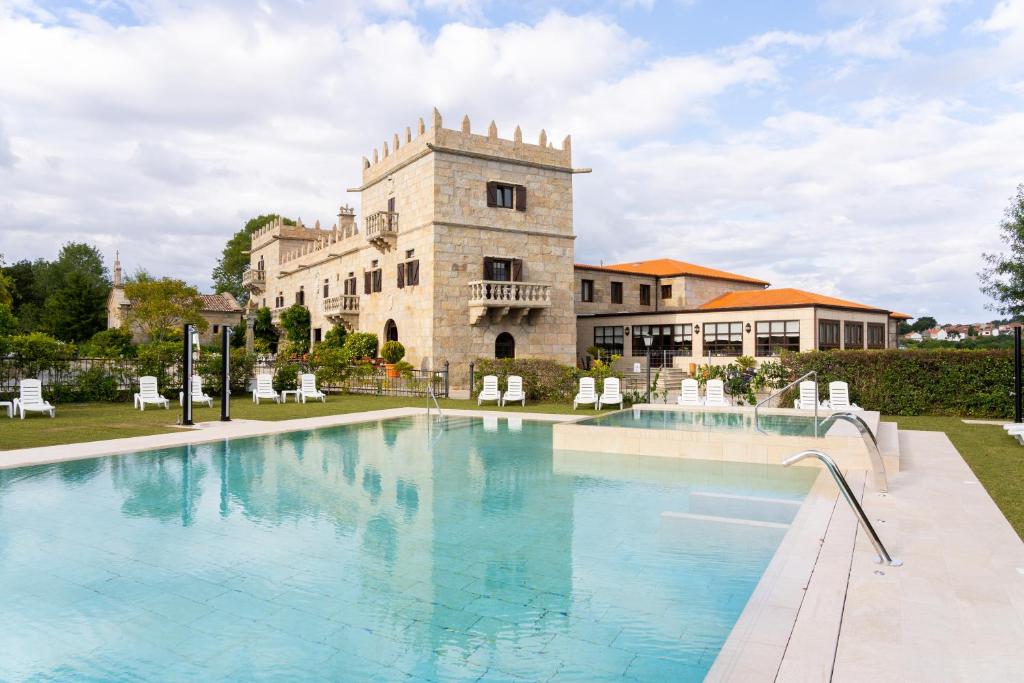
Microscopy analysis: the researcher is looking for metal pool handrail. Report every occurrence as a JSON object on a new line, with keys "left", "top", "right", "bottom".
{"left": 427, "top": 383, "right": 445, "bottom": 420}
{"left": 818, "top": 412, "right": 888, "bottom": 493}
{"left": 783, "top": 449, "right": 902, "bottom": 567}
{"left": 755, "top": 371, "right": 818, "bottom": 437}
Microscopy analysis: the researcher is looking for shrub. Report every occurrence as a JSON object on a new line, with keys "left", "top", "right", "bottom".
{"left": 273, "top": 363, "right": 300, "bottom": 392}
{"left": 70, "top": 365, "right": 121, "bottom": 402}
{"left": 135, "top": 340, "right": 181, "bottom": 394}
{"left": 343, "top": 332, "right": 378, "bottom": 359}
{"left": 393, "top": 360, "right": 415, "bottom": 379}
{"left": 310, "top": 345, "right": 351, "bottom": 387}
{"left": 322, "top": 325, "right": 347, "bottom": 349}
{"left": 83, "top": 328, "right": 136, "bottom": 358}
{"left": 8, "top": 332, "right": 74, "bottom": 378}
{"left": 279, "top": 304, "right": 311, "bottom": 353}
{"left": 380, "top": 340, "right": 405, "bottom": 364}
{"left": 780, "top": 349, "right": 1015, "bottom": 418}
{"left": 473, "top": 357, "right": 579, "bottom": 402}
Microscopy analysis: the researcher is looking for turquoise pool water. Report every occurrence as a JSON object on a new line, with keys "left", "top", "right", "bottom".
{"left": 578, "top": 408, "right": 821, "bottom": 437}
{"left": 0, "top": 416, "right": 816, "bottom": 682}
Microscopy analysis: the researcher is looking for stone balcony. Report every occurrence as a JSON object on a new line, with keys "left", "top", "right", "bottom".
{"left": 365, "top": 211, "right": 399, "bottom": 250}
{"left": 242, "top": 268, "right": 265, "bottom": 292}
{"left": 468, "top": 280, "right": 551, "bottom": 325}
{"left": 322, "top": 294, "right": 360, "bottom": 324}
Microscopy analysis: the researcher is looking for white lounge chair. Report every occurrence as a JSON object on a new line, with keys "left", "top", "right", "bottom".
{"left": 502, "top": 375, "right": 526, "bottom": 407}
{"left": 16, "top": 379, "right": 55, "bottom": 419}
{"left": 299, "top": 373, "right": 326, "bottom": 403}
{"left": 252, "top": 375, "right": 280, "bottom": 404}
{"left": 477, "top": 375, "right": 501, "bottom": 406}
{"left": 573, "top": 377, "right": 598, "bottom": 410}
{"left": 179, "top": 375, "right": 214, "bottom": 408}
{"left": 705, "top": 378, "right": 729, "bottom": 407}
{"left": 134, "top": 376, "right": 169, "bottom": 411}
{"left": 677, "top": 378, "right": 702, "bottom": 406}
{"left": 827, "top": 381, "right": 861, "bottom": 411}
{"left": 793, "top": 380, "right": 819, "bottom": 410}
{"left": 598, "top": 377, "right": 623, "bottom": 410}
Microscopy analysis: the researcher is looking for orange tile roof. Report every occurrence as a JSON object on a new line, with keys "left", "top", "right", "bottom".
{"left": 889, "top": 311, "right": 912, "bottom": 320}
{"left": 700, "top": 288, "right": 898, "bottom": 315}
{"left": 575, "top": 258, "right": 769, "bottom": 286}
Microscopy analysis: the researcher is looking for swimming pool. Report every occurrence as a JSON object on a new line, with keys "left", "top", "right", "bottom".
{"left": 0, "top": 415, "right": 816, "bottom": 681}
{"left": 578, "top": 407, "right": 821, "bottom": 437}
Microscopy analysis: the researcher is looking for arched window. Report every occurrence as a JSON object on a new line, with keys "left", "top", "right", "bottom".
{"left": 384, "top": 319, "right": 398, "bottom": 342}
{"left": 495, "top": 332, "right": 515, "bottom": 359}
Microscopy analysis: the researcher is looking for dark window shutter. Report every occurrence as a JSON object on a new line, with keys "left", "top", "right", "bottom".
{"left": 511, "top": 258, "right": 523, "bottom": 282}
{"left": 364, "top": 272, "right": 371, "bottom": 294}
{"left": 483, "top": 257, "right": 494, "bottom": 280}
{"left": 486, "top": 182, "right": 497, "bottom": 207}
{"left": 515, "top": 185, "right": 527, "bottom": 212}
{"left": 408, "top": 260, "right": 419, "bottom": 286}
{"left": 373, "top": 270, "right": 382, "bottom": 292}
{"left": 397, "top": 262, "right": 405, "bottom": 289}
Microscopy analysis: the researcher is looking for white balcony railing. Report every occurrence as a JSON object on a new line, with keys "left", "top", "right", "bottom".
{"left": 365, "top": 211, "right": 399, "bottom": 249}
{"left": 242, "top": 268, "right": 266, "bottom": 291}
{"left": 469, "top": 281, "right": 552, "bottom": 307}
{"left": 323, "top": 294, "right": 360, "bottom": 317}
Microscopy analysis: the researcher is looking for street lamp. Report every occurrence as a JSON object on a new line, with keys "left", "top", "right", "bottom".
{"left": 643, "top": 334, "right": 653, "bottom": 403}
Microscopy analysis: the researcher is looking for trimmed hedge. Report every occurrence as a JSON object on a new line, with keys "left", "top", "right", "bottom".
{"left": 781, "top": 349, "right": 1014, "bottom": 418}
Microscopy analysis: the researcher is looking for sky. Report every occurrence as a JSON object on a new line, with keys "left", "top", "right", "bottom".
{"left": 1, "top": 0, "right": 1023, "bottom": 323}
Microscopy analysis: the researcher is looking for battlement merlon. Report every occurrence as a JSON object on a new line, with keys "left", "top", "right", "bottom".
{"left": 348, "top": 108, "right": 592, "bottom": 192}
{"left": 249, "top": 209, "right": 357, "bottom": 252}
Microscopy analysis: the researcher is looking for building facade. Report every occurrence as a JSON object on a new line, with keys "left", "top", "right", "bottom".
{"left": 575, "top": 259, "right": 908, "bottom": 369}
{"left": 245, "top": 110, "right": 583, "bottom": 385}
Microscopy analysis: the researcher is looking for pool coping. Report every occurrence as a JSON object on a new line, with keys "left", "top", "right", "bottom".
{"left": 0, "top": 407, "right": 578, "bottom": 470}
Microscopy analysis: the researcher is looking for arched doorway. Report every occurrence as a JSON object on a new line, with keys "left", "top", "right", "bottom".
{"left": 495, "top": 332, "right": 515, "bottom": 359}
{"left": 384, "top": 319, "right": 398, "bottom": 343}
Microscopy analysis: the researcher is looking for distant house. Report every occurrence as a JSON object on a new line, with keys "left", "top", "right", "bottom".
{"left": 925, "top": 327, "right": 947, "bottom": 341}
{"left": 105, "top": 254, "right": 243, "bottom": 344}
{"left": 903, "top": 332, "right": 923, "bottom": 342}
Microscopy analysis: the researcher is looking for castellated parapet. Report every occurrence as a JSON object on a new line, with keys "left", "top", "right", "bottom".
{"left": 359, "top": 108, "right": 573, "bottom": 187}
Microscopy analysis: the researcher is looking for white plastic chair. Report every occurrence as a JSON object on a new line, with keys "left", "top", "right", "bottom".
{"left": 677, "top": 378, "right": 702, "bottom": 407}
{"left": 178, "top": 375, "right": 214, "bottom": 408}
{"left": 17, "top": 379, "right": 55, "bottom": 419}
{"left": 573, "top": 377, "right": 597, "bottom": 410}
{"left": 793, "top": 380, "right": 819, "bottom": 410}
{"left": 598, "top": 377, "right": 622, "bottom": 410}
{"left": 705, "top": 379, "right": 729, "bottom": 407}
{"left": 477, "top": 375, "right": 501, "bottom": 406}
{"left": 134, "top": 376, "right": 169, "bottom": 411}
{"left": 252, "top": 375, "right": 280, "bottom": 404}
{"left": 827, "top": 381, "right": 861, "bottom": 411}
{"left": 502, "top": 375, "right": 526, "bottom": 407}
{"left": 299, "top": 373, "right": 326, "bottom": 403}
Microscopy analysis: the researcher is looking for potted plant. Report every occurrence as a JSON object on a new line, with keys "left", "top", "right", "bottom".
{"left": 380, "top": 341, "right": 406, "bottom": 379}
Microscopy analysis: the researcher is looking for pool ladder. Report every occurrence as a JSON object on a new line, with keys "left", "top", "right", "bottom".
{"left": 818, "top": 412, "right": 889, "bottom": 493}
{"left": 427, "top": 384, "right": 445, "bottom": 420}
{"left": 784, "top": 449, "right": 901, "bottom": 567}
{"left": 755, "top": 371, "right": 818, "bottom": 437}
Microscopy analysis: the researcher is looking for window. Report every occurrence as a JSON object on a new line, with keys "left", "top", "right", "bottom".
{"left": 594, "top": 326, "right": 624, "bottom": 356}
{"left": 661, "top": 284, "right": 672, "bottom": 300}
{"left": 631, "top": 324, "right": 693, "bottom": 358}
{"left": 384, "top": 319, "right": 398, "bottom": 342}
{"left": 844, "top": 321, "right": 864, "bottom": 349}
{"left": 344, "top": 275, "right": 357, "bottom": 296}
{"left": 212, "top": 324, "right": 220, "bottom": 334}
{"left": 639, "top": 284, "right": 651, "bottom": 306}
{"left": 323, "top": 279, "right": 329, "bottom": 299}
{"left": 486, "top": 182, "right": 526, "bottom": 211}
{"left": 313, "top": 328, "right": 322, "bottom": 344}
{"left": 398, "top": 258, "right": 420, "bottom": 288}
{"left": 483, "top": 257, "right": 521, "bottom": 282}
{"left": 818, "top": 320, "right": 840, "bottom": 350}
{"left": 405, "top": 249, "right": 415, "bottom": 259}
{"left": 704, "top": 322, "right": 744, "bottom": 357}
{"left": 580, "top": 279, "right": 594, "bottom": 303}
{"left": 364, "top": 266, "right": 382, "bottom": 294}
{"left": 755, "top": 321, "right": 800, "bottom": 356}
{"left": 495, "top": 332, "right": 515, "bottom": 359}
{"left": 867, "top": 323, "right": 886, "bottom": 349}
{"left": 610, "top": 281, "right": 623, "bottom": 304}
{"left": 275, "top": 292, "right": 283, "bottom": 308}
{"left": 295, "top": 286, "right": 305, "bottom": 306}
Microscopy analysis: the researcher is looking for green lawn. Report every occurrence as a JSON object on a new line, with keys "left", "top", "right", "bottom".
{"left": 883, "top": 415, "right": 1024, "bottom": 538}
{"left": 0, "top": 395, "right": 608, "bottom": 451}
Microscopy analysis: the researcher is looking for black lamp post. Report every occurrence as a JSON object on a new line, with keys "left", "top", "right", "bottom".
{"left": 182, "top": 323, "right": 194, "bottom": 426}
{"left": 220, "top": 326, "right": 232, "bottom": 422}
{"left": 643, "top": 334, "right": 653, "bottom": 403}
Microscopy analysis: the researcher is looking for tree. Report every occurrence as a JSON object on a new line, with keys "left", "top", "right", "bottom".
{"left": 123, "top": 277, "right": 208, "bottom": 342}
{"left": 981, "top": 184, "right": 1024, "bottom": 315}
{"left": 0, "top": 254, "right": 13, "bottom": 307}
{"left": 279, "top": 304, "right": 311, "bottom": 354}
{"left": 35, "top": 243, "right": 111, "bottom": 341}
{"left": 0, "top": 304, "right": 17, "bottom": 337}
{"left": 910, "top": 316, "right": 937, "bottom": 333}
{"left": 253, "top": 307, "right": 278, "bottom": 352}
{"left": 212, "top": 214, "right": 294, "bottom": 301}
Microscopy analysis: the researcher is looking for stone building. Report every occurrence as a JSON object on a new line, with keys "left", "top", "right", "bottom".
{"left": 106, "top": 253, "right": 244, "bottom": 344}
{"left": 245, "top": 109, "right": 586, "bottom": 386}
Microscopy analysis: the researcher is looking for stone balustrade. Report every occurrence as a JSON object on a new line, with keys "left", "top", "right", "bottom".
{"left": 468, "top": 280, "right": 551, "bottom": 325}
{"left": 242, "top": 268, "right": 266, "bottom": 291}
{"left": 323, "top": 294, "right": 360, "bottom": 318}
{"left": 365, "top": 211, "right": 399, "bottom": 249}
